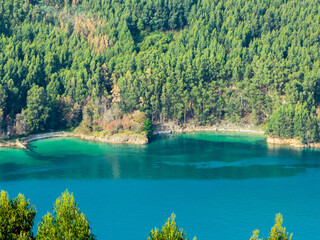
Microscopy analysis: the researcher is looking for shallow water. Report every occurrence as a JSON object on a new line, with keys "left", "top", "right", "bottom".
{"left": 0, "top": 132, "right": 319, "bottom": 239}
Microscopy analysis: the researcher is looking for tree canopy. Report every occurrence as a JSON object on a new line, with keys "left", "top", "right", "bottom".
{"left": 148, "top": 213, "right": 196, "bottom": 240}
{"left": 0, "top": 192, "right": 294, "bottom": 240}
{"left": 0, "top": 190, "right": 94, "bottom": 240}
{"left": 36, "top": 190, "right": 95, "bottom": 240}
{"left": 0, "top": 190, "right": 36, "bottom": 240}
{"left": 250, "top": 213, "right": 293, "bottom": 240}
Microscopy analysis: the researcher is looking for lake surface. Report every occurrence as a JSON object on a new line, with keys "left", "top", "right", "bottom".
{"left": 1, "top": 132, "right": 320, "bottom": 239}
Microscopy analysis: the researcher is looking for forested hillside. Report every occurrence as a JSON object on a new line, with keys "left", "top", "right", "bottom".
{"left": 1, "top": 0, "right": 320, "bottom": 142}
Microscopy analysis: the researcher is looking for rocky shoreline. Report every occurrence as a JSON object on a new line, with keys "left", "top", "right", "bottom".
{"left": 0, "top": 131, "right": 148, "bottom": 149}
{"left": 267, "top": 136, "right": 320, "bottom": 149}
{"left": 153, "top": 122, "right": 264, "bottom": 135}
{"left": 71, "top": 132, "right": 148, "bottom": 145}
{"left": 0, "top": 122, "right": 266, "bottom": 149}
{"left": 2, "top": 123, "right": 319, "bottom": 150}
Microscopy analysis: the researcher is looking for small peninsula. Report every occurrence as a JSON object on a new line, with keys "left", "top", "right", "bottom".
{"left": 0, "top": 110, "right": 150, "bottom": 148}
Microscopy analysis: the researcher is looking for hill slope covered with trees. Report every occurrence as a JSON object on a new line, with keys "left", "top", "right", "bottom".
{"left": 1, "top": 0, "right": 320, "bottom": 143}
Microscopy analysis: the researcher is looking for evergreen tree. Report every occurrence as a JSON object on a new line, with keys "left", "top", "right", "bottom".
{"left": 143, "top": 117, "right": 154, "bottom": 139}
{"left": 148, "top": 213, "right": 196, "bottom": 240}
{"left": 25, "top": 85, "right": 51, "bottom": 133}
{"left": 0, "top": 190, "right": 36, "bottom": 240}
{"left": 36, "top": 190, "right": 95, "bottom": 240}
{"left": 249, "top": 213, "right": 293, "bottom": 240}
{"left": 267, "top": 213, "right": 292, "bottom": 240}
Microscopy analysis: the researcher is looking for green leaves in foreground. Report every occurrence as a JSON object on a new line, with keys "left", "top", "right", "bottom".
{"left": 148, "top": 213, "right": 196, "bottom": 240}
{"left": 0, "top": 189, "right": 294, "bottom": 240}
{"left": 0, "top": 190, "right": 95, "bottom": 240}
{"left": 0, "top": 190, "right": 36, "bottom": 240}
{"left": 36, "top": 190, "right": 95, "bottom": 240}
{"left": 249, "top": 213, "right": 293, "bottom": 240}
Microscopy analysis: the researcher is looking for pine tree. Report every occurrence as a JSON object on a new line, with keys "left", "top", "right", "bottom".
{"left": 36, "top": 190, "right": 95, "bottom": 240}
{"left": 148, "top": 213, "right": 196, "bottom": 240}
{"left": 25, "top": 85, "right": 51, "bottom": 132}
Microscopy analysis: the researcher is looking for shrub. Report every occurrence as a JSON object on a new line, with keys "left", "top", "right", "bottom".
{"left": 0, "top": 191, "right": 36, "bottom": 240}
{"left": 250, "top": 213, "right": 292, "bottom": 240}
{"left": 148, "top": 213, "right": 196, "bottom": 240}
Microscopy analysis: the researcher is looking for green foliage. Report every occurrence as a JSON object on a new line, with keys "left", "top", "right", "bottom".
{"left": 0, "top": 190, "right": 95, "bottom": 240}
{"left": 74, "top": 120, "right": 93, "bottom": 135}
{"left": 25, "top": 85, "right": 51, "bottom": 133}
{"left": 0, "top": 190, "right": 295, "bottom": 240}
{"left": 267, "top": 105, "right": 294, "bottom": 139}
{"left": 143, "top": 118, "right": 154, "bottom": 139}
{"left": 249, "top": 230, "right": 262, "bottom": 240}
{"left": 249, "top": 213, "right": 292, "bottom": 240}
{"left": 267, "top": 214, "right": 293, "bottom": 240}
{"left": 148, "top": 213, "right": 196, "bottom": 240}
{"left": 0, "top": 190, "right": 36, "bottom": 240}
{"left": 267, "top": 102, "right": 319, "bottom": 144}
{"left": 36, "top": 190, "right": 95, "bottom": 240}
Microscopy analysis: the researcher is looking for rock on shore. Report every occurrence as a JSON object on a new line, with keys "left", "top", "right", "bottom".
{"left": 154, "top": 122, "right": 264, "bottom": 135}
{"left": 267, "top": 135, "right": 320, "bottom": 148}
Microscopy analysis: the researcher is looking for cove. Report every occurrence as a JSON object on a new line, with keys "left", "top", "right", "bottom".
{"left": 0, "top": 132, "right": 320, "bottom": 239}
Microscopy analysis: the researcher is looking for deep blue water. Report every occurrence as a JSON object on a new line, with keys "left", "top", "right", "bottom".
{"left": 0, "top": 132, "right": 320, "bottom": 239}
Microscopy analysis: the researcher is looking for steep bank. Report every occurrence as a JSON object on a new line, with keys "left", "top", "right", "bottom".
{"left": 267, "top": 136, "right": 320, "bottom": 148}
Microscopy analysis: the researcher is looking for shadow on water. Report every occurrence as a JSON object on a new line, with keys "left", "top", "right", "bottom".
{"left": 0, "top": 133, "right": 319, "bottom": 181}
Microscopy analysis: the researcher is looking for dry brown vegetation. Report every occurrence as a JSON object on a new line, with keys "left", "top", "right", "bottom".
{"left": 73, "top": 14, "right": 110, "bottom": 53}
{"left": 103, "top": 111, "right": 146, "bottom": 134}
{"left": 75, "top": 95, "right": 146, "bottom": 136}
{"left": 56, "top": 9, "right": 111, "bottom": 54}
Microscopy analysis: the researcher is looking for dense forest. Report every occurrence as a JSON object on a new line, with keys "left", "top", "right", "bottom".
{"left": 0, "top": 190, "right": 292, "bottom": 240}
{"left": 1, "top": 0, "right": 320, "bottom": 142}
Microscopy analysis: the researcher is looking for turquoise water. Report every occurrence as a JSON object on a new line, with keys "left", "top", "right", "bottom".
{"left": 0, "top": 132, "right": 320, "bottom": 239}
